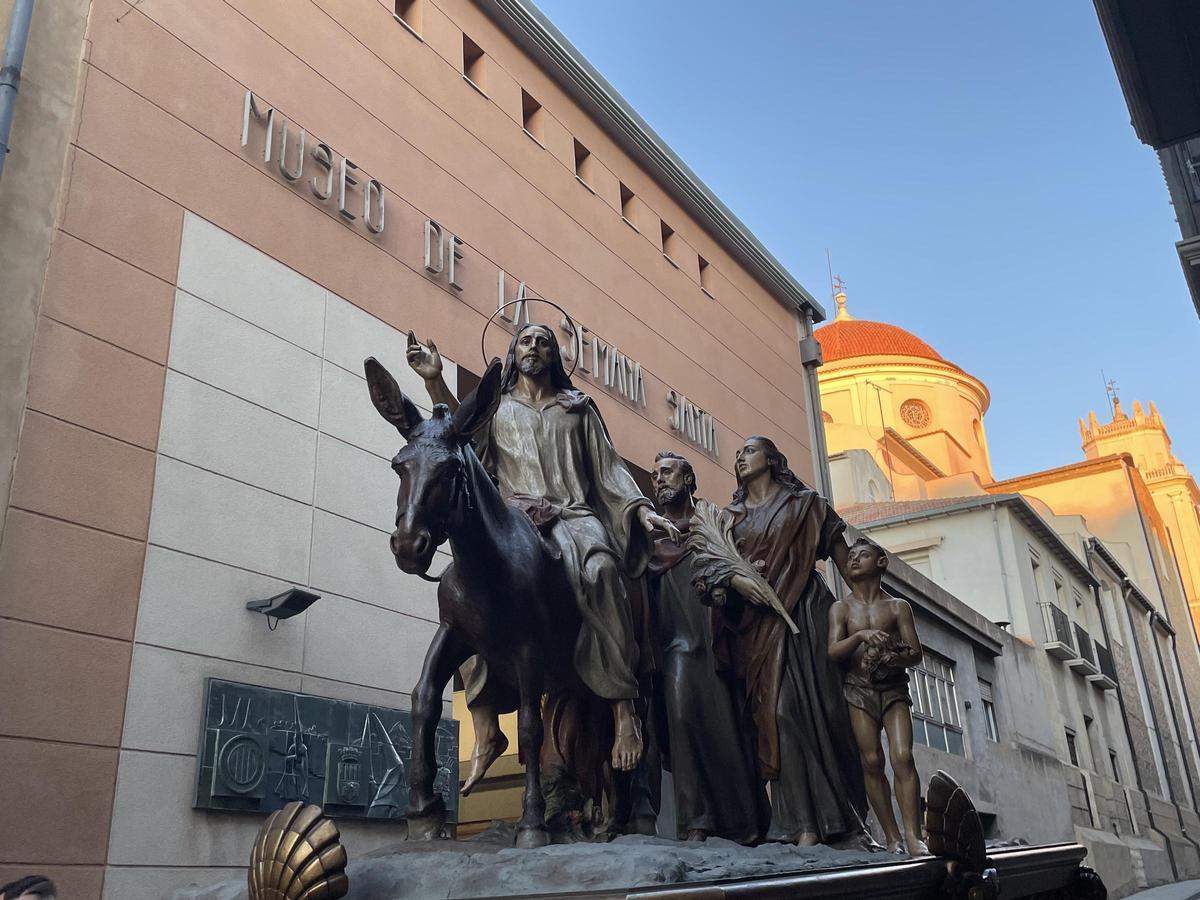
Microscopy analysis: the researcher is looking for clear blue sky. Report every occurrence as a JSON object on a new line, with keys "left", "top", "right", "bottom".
{"left": 535, "top": 0, "right": 1200, "bottom": 481}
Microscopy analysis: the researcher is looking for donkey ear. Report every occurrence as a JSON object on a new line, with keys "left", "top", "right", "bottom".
{"left": 364, "top": 357, "right": 424, "bottom": 439}
{"left": 450, "top": 358, "right": 503, "bottom": 443}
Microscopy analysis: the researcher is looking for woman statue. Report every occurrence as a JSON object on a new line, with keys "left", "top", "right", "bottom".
{"left": 693, "top": 436, "right": 869, "bottom": 846}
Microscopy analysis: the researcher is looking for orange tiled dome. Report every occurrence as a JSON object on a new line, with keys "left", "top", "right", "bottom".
{"left": 815, "top": 318, "right": 945, "bottom": 364}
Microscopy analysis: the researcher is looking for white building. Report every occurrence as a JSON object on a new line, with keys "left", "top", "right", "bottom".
{"left": 843, "top": 492, "right": 1194, "bottom": 893}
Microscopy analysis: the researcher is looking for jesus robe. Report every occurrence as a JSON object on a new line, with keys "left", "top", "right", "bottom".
{"left": 463, "top": 390, "right": 652, "bottom": 704}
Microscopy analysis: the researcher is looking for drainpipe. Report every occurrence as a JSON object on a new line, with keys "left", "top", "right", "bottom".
{"left": 1122, "top": 585, "right": 1180, "bottom": 879}
{"left": 1151, "top": 619, "right": 1200, "bottom": 812}
{"left": 797, "top": 308, "right": 832, "bottom": 501}
{"left": 1089, "top": 553, "right": 1166, "bottom": 860}
{"left": 1123, "top": 465, "right": 1200, "bottom": 851}
{"left": 797, "top": 307, "right": 844, "bottom": 598}
{"left": 1169, "top": 627, "right": 1200, "bottom": 800}
{"left": 990, "top": 503, "right": 1017, "bottom": 632}
{"left": 0, "top": 0, "right": 36, "bottom": 184}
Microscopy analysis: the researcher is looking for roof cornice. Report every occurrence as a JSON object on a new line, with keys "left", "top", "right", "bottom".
{"left": 854, "top": 494, "right": 1098, "bottom": 588}
{"left": 881, "top": 427, "right": 947, "bottom": 478}
{"left": 1086, "top": 537, "right": 1161, "bottom": 621}
{"left": 817, "top": 356, "right": 992, "bottom": 411}
{"left": 474, "top": 0, "right": 825, "bottom": 320}
{"left": 988, "top": 454, "right": 1130, "bottom": 492}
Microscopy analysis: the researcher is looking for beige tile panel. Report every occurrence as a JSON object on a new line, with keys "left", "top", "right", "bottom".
{"left": 323, "top": 291, "right": 459, "bottom": 398}
{"left": 0, "top": 620, "right": 131, "bottom": 746}
{"left": 178, "top": 212, "right": 328, "bottom": 353}
{"left": 59, "top": 149, "right": 183, "bottom": 284}
{"left": 158, "top": 370, "right": 318, "bottom": 505}
{"left": 106, "top": 750, "right": 263, "bottom": 867}
{"left": 307, "top": 509, "right": 445, "bottom": 620}
{"left": 39, "top": 232, "right": 174, "bottom": 364}
{"left": 318, "top": 360, "right": 411, "bottom": 461}
{"left": 120, "top": 643, "right": 301, "bottom": 756}
{"left": 104, "top": 749, "right": 414, "bottom": 871}
{"left": 135, "top": 545, "right": 305, "bottom": 673}
{"left": 25, "top": 317, "right": 166, "bottom": 451}
{"left": 147, "top": 456, "right": 313, "bottom": 584}
{"left": 9, "top": 411, "right": 155, "bottom": 540}
{"left": 300, "top": 591, "right": 440, "bottom": 697}
{"left": 314, "top": 432, "right": 395, "bottom": 533}
{"left": 101, "top": 866, "right": 243, "bottom": 900}
{"left": 0, "top": 509, "right": 144, "bottom": 640}
{"left": 0, "top": 736, "right": 117, "bottom": 865}
{"left": 168, "top": 290, "right": 322, "bottom": 428}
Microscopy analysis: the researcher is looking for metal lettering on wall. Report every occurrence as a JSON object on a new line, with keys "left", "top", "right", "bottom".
{"left": 423, "top": 220, "right": 717, "bottom": 455}
{"left": 194, "top": 678, "right": 458, "bottom": 822}
{"left": 241, "top": 92, "right": 385, "bottom": 234}
{"left": 559, "top": 316, "right": 647, "bottom": 409}
{"left": 667, "top": 390, "right": 719, "bottom": 456}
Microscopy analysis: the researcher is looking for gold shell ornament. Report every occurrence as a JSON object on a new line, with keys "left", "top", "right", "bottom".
{"left": 248, "top": 801, "right": 349, "bottom": 900}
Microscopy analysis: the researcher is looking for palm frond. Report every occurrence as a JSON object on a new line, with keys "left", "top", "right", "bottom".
{"left": 687, "top": 500, "right": 800, "bottom": 635}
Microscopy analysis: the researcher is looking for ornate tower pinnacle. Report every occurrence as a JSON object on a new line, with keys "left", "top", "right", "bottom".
{"left": 833, "top": 275, "right": 852, "bottom": 322}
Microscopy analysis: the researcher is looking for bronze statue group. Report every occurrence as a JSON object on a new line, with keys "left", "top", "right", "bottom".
{"left": 365, "top": 322, "right": 928, "bottom": 855}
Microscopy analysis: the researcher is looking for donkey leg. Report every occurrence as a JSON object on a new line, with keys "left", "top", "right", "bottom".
{"left": 407, "top": 623, "right": 471, "bottom": 841}
{"left": 514, "top": 649, "right": 550, "bottom": 849}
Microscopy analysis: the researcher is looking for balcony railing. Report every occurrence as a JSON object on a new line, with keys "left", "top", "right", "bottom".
{"left": 1041, "top": 602, "right": 1076, "bottom": 660}
{"left": 1068, "top": 623, "right": 1100, "bottom": 676}
{"left": 1089, "top": 641, "right": 1119, "bottom": 690}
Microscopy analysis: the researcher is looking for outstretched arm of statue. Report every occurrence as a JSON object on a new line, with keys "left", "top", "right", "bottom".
{"left": 828, "top": 532, "right": 851, "bottom": 580}
{"left": 636, "top": 506, "right": 683, "bottom": 544}
{"left": 406, "top": 331, "right": 459, "bottom": 411}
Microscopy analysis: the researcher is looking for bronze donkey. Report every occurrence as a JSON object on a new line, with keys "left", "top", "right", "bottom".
{"left": 365, "top": 356, "right": 595, "bottom": 847}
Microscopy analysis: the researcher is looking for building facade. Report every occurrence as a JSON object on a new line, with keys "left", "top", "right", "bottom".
{"left": 844, "top": 496, "right": 1198, "bottom": 895}
{"left": 815, "top": 295, "right": 1200, "bottom": 894}
{"left": 0, "top": 2, "right": 829, "bottom": 897}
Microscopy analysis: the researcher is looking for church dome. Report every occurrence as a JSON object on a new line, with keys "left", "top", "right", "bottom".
{"left": 817, "top": 319, "right": 946, "bottom": 364}
{"left": 815, "top": 290, "right": 949, "bottom": 365}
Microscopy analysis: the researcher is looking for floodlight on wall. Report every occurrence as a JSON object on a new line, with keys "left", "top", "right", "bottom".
{"left": 246, "top": 588, "right": 321, "bottom": 629}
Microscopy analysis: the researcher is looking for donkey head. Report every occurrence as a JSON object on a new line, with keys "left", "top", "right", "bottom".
{"left": 364, "top": 356, "right": 502, "bottom": 575}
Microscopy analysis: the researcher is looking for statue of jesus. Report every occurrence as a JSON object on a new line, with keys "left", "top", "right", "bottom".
{"left": 407, "top": 324, "right": 680, "bottom": 792}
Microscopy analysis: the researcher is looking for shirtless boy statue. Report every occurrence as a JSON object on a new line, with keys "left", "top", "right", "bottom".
{"left": 829, "top": 537, "right": 929, "bottom": 856}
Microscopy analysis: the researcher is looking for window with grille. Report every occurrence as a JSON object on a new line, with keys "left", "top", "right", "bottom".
{"left": 910, "top": 650, "right": 964, "bottom": 755}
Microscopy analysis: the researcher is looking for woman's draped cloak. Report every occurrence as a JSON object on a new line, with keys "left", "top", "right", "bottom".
{"left": 695, "top": 485, "right": 867, "bottom": 841}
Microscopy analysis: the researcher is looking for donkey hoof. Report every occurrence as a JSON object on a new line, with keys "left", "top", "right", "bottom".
{"left": 515, "top": 825, "right": 550, "bottom": 849}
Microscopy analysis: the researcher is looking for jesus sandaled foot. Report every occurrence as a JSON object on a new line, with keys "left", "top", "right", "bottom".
{"left": 461, "top": 732, "right": 509, "bottom": 796}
